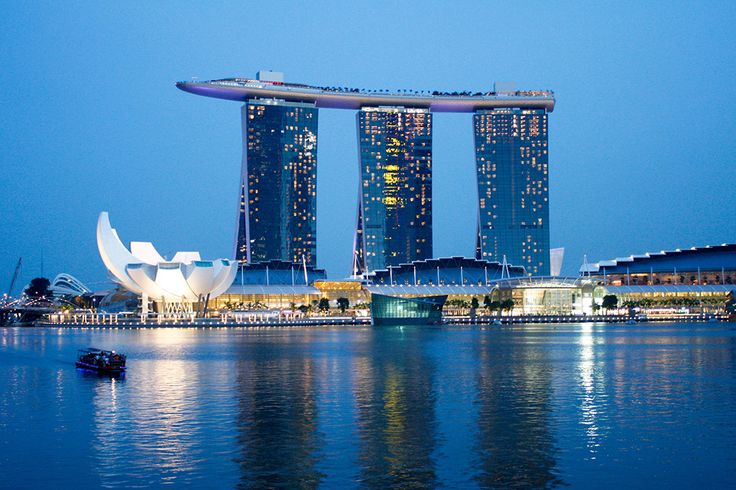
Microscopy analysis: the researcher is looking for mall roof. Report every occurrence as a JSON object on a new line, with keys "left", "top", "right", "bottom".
{"left": 370, "top": 256, "right": 527, "bottom": 277}
{"left": 580, "top": 244, "right": 736, "bottom": 274}
{"left": 366, "top": 284, "right": 495, "bottom": 296}
{"left": 606, "top": 285, "right": 736, "bottom": 294}
{"left": 223, "top": 285, "right": 320, "bottom": 296}
{"left": 176, "top": 78, "right": 555, "bottom": 113}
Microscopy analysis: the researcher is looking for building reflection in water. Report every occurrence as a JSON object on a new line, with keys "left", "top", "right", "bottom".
{"left": 234, "top": 333, "right": 323, "bottom": 488}
{"left": 473, "top": 331, "right": 564, "bottom": 488}
{"left": 577, "top": 325, "right": 607, "bottom": 457}
{"left": 89, "top": 328, "right": 237, "bottom": 487}
{"left": 353, "top": 327, "right": 437, "bottom": 488}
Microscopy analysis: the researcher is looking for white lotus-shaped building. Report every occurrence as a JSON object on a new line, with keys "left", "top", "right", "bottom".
{"left": 97, "top": 212, "right": 237, "bottom": 303}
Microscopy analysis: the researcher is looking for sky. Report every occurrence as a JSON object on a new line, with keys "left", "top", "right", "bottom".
{"left": 1, "top": 1, "right": 735, "bottom": 290}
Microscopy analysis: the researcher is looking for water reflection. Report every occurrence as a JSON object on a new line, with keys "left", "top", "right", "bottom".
{"left": 2, "top": 325, "right": 736, "bottom": 488}
{"left": 474, "top": 331, "right": 564, "bottom": 488}
{"left": 354, "top": 327, "right": 437, "bottom": 488}
{"left": 577, "top": 325, "right": 607, "bottom": 456}
{"left": 234, "top": 333, "right": 323, "bottom": 488}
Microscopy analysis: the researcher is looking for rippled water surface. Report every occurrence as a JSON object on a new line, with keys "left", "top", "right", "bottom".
{"left": 1, "top": 323, "right": 736, "bottom": 488}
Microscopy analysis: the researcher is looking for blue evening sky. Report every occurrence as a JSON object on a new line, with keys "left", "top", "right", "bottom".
{"left": 1, "top": 1, "right": 735, "bottom": 289}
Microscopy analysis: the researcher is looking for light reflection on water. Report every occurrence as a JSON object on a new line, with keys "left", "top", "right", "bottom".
{"left": 0, "top": 324, "right": 735, "bottom": 488}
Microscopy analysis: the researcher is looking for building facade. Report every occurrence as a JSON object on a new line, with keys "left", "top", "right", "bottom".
{"left": 581, "top": 244, "right": 736, "bottom": 317}
{"left": 369, "top": 256, "right": 525, "bottom": 286}
{"left": 474, "top": 108, "right": 550, "bottom": 275}
{"left": 235, "top": 99, "right": 318, "bottom": 265}
{"left": 354, "top": 107, "right": 433, "bottom": 274}
{"left": 581, "top": 243, "right": 736, "bottom": 286}
{"left": 370, "top": 293, "right": 446, "bottom": 325}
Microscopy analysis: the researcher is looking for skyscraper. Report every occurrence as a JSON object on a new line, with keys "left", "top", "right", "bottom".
{"left": 474, "top": 108, "right": 550, "bottom": 275}
{"left": 235, "top": 99, "right": 318, "bottom": 265}
{"left": 354, "top": 107, "right": 433, "bottom": 274}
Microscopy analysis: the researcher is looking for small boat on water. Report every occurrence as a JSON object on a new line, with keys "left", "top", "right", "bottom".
{"left": 76, "top": 348, "right": 126, "bottom": 374}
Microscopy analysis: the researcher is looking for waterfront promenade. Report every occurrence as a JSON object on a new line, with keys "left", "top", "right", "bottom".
{"left": 38, "top": 312, "right": 730, "bottom": 328}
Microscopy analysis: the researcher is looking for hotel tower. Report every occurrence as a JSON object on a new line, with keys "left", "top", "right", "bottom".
{"left": 233, "top": 73, "right": 318, "bottom": 265}
{"left": 353, "top": 107, "right": 433, "bottom": 274}
{"left": 474, "top": 108, "right": 550, "bottom": 275}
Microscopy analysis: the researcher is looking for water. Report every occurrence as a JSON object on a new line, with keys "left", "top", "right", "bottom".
{"left": 1, "top": 323, "right": 735, "bottom": 489}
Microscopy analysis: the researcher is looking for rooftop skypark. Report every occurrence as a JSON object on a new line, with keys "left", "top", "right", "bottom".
{"left": 176, "top": 77, "right": 555, "bottom": 113}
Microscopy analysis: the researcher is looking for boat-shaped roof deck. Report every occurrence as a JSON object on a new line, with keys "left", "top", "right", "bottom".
{"left": 176, "top": 78, "right": 555, "bottom": 113}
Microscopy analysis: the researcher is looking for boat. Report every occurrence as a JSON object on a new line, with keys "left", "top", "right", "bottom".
{"left": 76, "top": 348, "right": 126, "bottom": 374}
{"left": 625, "top": 318, "right": 637, "bottom": 325}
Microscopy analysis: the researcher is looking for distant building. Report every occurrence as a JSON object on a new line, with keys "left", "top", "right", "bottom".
{"left": 354, "top": 107, "right": 433, "bottom": 273}
{"left": 474, "top": 108, "right": 550, "bottom": 276}
{"left": 581, "top": 244, "right": 736, "bottom": 286}
{"left": 49, "top": 273, "right": 90, "bottom": 297}
{"left": 216, "top": 260, "right": 328, "bottom": 310}
{"left": 368, "top": 256, "right": 525, "bottom": 286}
{"left": 235, "top": 97, "right": 318, "bottom": 265}
{"left": 582, "top": 244, "right": 736, "bottom": 313}
{"left": 232, "top": 259, "right": 326, "bottom": 286}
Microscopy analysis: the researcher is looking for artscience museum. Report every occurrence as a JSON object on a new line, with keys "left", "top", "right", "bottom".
{"left": 96, "top": 212, "right": 237, "bottom": 315}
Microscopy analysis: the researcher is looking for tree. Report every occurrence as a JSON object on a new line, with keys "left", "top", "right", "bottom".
{"left": 470, "top": 297, "right": 479, "bottom": 309}
{"left": 318, "top": 298, "right": 330, "bottom": 313}
{"left": 490, "top": 301, "right": 501, "bottom": 315}
{"left": 501, "top": 299, "right": 515, "bottom": 314}
{"left": 74, "top": 295, "right": 92, "bottom": 309}
{"left": 25, "top": 277, "right": 51, "bottom": 299}
{"left": 336, "top": 297, "right": 349, "bottom": 313}
{"left": 483, "top": 295, "right": 493, "bottom": 312}
{"left": 601, "top": 294, "right": 618, "bottom": 311}
{"left": 297, "top": 304, "right": 309, "bottom": 314}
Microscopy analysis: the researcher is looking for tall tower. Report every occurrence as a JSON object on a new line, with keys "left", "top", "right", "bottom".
{"left": 474, "top": 108, "right": 550, "bottom": 276}
{"left": 354, "top": 107, "right": 433, "bottom": 274}
{"left": 235, "top": 99, "right": 318, "bottom": 265}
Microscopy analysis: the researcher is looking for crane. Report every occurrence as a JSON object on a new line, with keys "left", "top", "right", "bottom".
{"left": 7, "top": 258, "right": 22, "bottom": 297}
